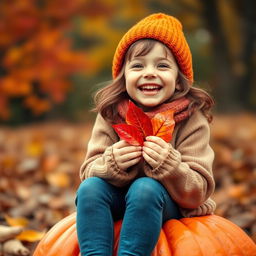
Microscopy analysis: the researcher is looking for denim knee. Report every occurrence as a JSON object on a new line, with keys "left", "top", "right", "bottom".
{"left": 125, "top": 177, "right": 167, "bottom": 209}
{"left": 76, "top": 177, "right": 112, "bottom": 206}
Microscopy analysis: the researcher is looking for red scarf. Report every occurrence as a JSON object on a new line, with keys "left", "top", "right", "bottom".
{"left": 115, "top": 97, "right": 193, "bottom": 124}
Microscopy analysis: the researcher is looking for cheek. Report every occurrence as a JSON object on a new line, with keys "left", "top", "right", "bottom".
{"left": 163, "top": 71, "right": 177, "bottom": 80}
{"left": 162, "top": 73, "right": 177, "bottom": 86}
{"left": 124, "top": 78, "right": 133, "bottom": 97}
{"left": 125, "top": 72, "right": 138, "bottom": 86}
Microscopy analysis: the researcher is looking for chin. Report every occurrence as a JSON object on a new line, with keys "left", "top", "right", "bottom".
{"left": 139, "top": 102, "right": 159, "bottom": 111}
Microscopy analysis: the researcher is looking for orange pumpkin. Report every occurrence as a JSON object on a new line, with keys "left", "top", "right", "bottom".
{"left": 33, "top": 213, "right": 256, "bottom": 256}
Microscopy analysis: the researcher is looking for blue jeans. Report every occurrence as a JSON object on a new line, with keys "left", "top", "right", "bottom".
{"left": 76, "top": 177, "right": 181, "bottom": 256}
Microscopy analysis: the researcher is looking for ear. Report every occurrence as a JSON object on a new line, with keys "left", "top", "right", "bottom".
{"left": 175, "top": 83, "right": 181, "bottom": 90}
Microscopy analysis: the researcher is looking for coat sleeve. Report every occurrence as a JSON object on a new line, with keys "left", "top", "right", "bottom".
{"left": 80, "top": 114, "right": 138, "bottom": 187}
{"left": 144, "top": 111, "right": 215, "bottom": 209}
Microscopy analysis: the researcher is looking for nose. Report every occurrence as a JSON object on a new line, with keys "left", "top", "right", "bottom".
{"left": 143, "top": 66, "right": 157, "bottom": 79}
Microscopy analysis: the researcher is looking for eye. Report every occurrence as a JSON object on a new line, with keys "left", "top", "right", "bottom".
{"left": 131, "top": 63, "right": 143, "bottom": 69}
{"left": 158, "top": 63, "right": 170, "bottom": 68}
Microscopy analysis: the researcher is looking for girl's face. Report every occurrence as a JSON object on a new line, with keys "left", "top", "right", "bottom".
{"left": 124, "top": 41, "right": 179, "bottom": 111}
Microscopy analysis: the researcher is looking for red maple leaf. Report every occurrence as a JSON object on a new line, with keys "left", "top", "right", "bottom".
{"left": 126, "top": 101, "right": 153, "bottom": 138}
{"left": 112, "top": 101, "right": 175, "bottom": 146}
{"left": 112, "top": 123, "right": 144, "bottom": 146}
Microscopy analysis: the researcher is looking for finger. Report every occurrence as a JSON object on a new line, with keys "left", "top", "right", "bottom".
{"left": 143, "top": 141, "right": 162, "bottom": 154}
{"left": 119, "top": 157, "right": 142, "bottom": 170}
{"left": 143, "top": 145, "right": 159, "bottom": 161}
{"left": 145, "top": 136, "right": 167, "bottom": 147}
{"left": 119, "top": 151, "right": 142, "bottom": 162}
{"left": 118, "top": 145, "right": 142, "bottom": 155}
{"left": 142, "top": 151, "right": 158, "bottom": 168}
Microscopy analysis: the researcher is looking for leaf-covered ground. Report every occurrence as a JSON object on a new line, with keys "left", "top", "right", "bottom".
{"left": 0, "top": 114, "right": 255, "bottom": 254}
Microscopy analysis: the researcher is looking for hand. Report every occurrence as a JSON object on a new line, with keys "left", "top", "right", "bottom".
{"left": 143, "top": 136, "right": 170, "bottom": 169}
{"left": 113, "top": 140, "right": 142, "bottom": 171}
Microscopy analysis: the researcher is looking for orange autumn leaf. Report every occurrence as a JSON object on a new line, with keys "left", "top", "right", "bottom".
{"left": 46, "top": 172, "right": 70, "bottom": 188}
{"left": 25, "top": 139, "right": 43, "bottom": 157}
{"left": 4, "top": 215, "right": 29, "bottom": 227}
{"left": 16, "top": 229, "right": 45, "bottom": 242}
{"left": 42, "top": 154, "right": 60, "bottom": 173}
{"left": 151, "top": 109, "right": 175, "bottom": 142}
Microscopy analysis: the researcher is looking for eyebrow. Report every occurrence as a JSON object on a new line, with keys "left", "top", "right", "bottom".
{"left": 129, "top": 57, "right": 173, "bottom": 63}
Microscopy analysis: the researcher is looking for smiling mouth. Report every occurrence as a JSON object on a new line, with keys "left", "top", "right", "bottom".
{"left": 138, "top": 84, "right": 162, "bottom": 92}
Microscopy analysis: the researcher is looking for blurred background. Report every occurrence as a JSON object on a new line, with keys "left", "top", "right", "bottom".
{"left": 0, "top": 0, "right": 255, "bottom": 253}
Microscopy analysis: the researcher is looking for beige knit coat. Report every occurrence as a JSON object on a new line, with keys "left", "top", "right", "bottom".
{"left": 80, "top": 110, "right": 216, "bottom": 217}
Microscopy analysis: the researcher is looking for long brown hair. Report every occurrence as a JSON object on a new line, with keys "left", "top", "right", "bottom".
{"left": 93, "top": 39, "right": 214, "bottom": 123}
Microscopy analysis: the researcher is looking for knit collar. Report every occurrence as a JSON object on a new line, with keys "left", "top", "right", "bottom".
{"left": 116, "top": 97, "right": 193, "bottom": 124}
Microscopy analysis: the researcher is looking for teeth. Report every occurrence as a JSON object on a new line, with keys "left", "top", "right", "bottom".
{"left": 139, "top": 85, "right": 161, "bottom": 90}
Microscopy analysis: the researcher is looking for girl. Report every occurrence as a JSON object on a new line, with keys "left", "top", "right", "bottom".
{"left": 76, "top": 13, "right": 216, "bottom": 256}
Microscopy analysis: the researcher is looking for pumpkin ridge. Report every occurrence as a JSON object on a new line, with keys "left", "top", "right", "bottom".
{"left": 210, "top": 216, "right": 246, "bottom": 256}
{"left": 180, "top": 218, "right": 205, "bottom": 256}
{"left": 184, "top": 218, "right": 228, "bottom": 256}
{"left": 153, "top": 229, "right": 172, "bottom": 256}
{"left": 63, "top": 225, "right": 80, "bottom": 255}
{"left": 198, "top": 219, "right": 229, "bottom": 256}
{"left": 49, "top": 220, "right": 77, "bottom": 255}
{"left": 207, "top": 220, "right": 244, "bottom": 256}
{"left": 200, "top": 216, "right": 243, "bottom": 256}
{"left": 215, "top": 216, "right": 256, "bottom": 256}
{"left": 163, "top": 219, "right": 182, "bottom": 256}
{"left": 34, "top": 213, "right": 77, "bottom": 256}
{"left": 164, "top": 219, "right": 202, "bottom": 256}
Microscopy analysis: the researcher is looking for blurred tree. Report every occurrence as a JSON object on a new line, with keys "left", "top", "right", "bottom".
{"left": 200, "top": 0, "right": 255, "bottom": 112}
{"left": 0, "top": 0, "right": 93, "bottom": 123}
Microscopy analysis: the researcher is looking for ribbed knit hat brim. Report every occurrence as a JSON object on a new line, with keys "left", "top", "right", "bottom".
{"left": 112, "top": 13, "right": 193, "bottom": 82}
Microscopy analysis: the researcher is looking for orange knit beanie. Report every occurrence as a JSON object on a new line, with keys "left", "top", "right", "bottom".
{"left": 112, "top": 13, "right": 193, "bottom": 82}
